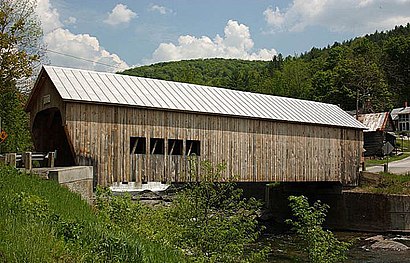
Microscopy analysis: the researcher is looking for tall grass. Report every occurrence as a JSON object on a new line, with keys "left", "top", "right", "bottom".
{"left": 0, "top": 166, "right": 185, "bottom": 262}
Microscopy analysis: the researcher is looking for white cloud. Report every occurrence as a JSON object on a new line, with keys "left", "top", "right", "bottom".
{"left": 104, "top": 4, "right": 137, "bottom": 26}
{"left": 64, "top": 16, "right": 77, "bottom": 25}
{"left": 36, "top": 0, "right": 129, "bottom": 72}
{"left": 145, "top": 20, "right": 277, "bottom": 64}
{"left": 36, "top": 0, "right": 62, "bottom": 33}
{"left": 263, "top": 7, "right": 286, "bottom": 31}
{"left": 149, "top": 4, "right": 174, "bottom": 15}
{"left": 264, "top": 0, "right": 410, "bottom": 33}
{"left": 44, "top": 29, "right": 128, "bottom": 71}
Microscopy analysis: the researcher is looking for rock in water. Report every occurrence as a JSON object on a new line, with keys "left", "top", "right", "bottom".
{"left": 370, "top": 240, "right": 409, "bottom": 251}
{"left": 365, "top": 235, "right": 384, "bottom": 242}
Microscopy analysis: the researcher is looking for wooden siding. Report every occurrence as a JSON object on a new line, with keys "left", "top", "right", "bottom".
{"left": 27, "top": 75, "right": 66, "bottom": 129}
{"left": 63, "top": 102, "right": 362, "bottom": 186}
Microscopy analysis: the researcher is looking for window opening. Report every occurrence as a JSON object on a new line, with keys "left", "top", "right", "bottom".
{"left": 168, "top": 139, "right": 183, "bottom": 155}
{"left": 150, "top": 138, "right": 165, "bottom": 154}
{"left": 130, "top": 137, "right": 146, "bottom": 154}
{"left": 186, "top": 140, "right": 200, "bottom": 156}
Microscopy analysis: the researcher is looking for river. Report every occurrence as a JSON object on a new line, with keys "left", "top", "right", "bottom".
{"left": 264, "top": 232, "right": 410, "bottom": 262}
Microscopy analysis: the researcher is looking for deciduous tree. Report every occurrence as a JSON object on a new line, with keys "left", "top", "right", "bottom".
{"left": 0, "top": 0, "right": 43, "bottom": 152}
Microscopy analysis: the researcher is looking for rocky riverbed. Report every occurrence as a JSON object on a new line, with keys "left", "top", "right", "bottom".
{"left": 265, "top": 232, "right": 410, "bottom": 263}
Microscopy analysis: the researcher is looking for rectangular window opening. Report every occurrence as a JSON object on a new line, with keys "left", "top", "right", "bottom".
{"left": 150, "top": 138, "right": 165, "bottom": 154}
{"left": 186, "top": 140, "right": 200, "bottom": 156}
{"left": 168, "top": 139, "right": 183, "bottom": 155}
{"left": 130, "top": 137, "right": 146, "bottom": 154}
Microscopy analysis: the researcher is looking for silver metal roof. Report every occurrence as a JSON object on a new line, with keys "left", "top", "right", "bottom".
{"left": 41, "top": 65, "right": 366, "bottom": 129}
{"left": 391, "top": 107, "right": 410, "bottom": 120}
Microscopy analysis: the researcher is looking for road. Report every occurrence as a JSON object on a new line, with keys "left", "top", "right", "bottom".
{"left": 366, "top": 156, "right": 410, "bottom": 174}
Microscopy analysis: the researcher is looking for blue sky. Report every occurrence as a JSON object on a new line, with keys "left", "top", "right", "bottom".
{"left": 37, "top": 0, "right": 410, "bottom": 72}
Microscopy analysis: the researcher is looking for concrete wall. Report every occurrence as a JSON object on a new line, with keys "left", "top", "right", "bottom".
{"left": 48, "top": 166, "right": 93, "bottom": 204}
{"left": 325, "top": 192, "right": 410, "bottom": 232}
{"left": 267, "top": 183, "right": 410, "bottom": 232}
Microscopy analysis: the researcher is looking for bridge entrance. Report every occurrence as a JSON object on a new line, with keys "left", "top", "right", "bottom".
{"left": 32, "top": 108, "right": 75, "bottom": 166}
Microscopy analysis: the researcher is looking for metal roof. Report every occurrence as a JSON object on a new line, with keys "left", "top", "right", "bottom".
{"left": 391, "top": 106, "right": 410, "bottom": 120}
{"left": 357, "top": 112, "right": 391, "bottom": 132}
{"left": 40, "top": 65, "right": 366, "bottom": 129}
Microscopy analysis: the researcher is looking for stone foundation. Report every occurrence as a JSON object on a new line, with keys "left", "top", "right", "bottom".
{"left": 48, "top": 166, "right": 93, "bottom": 204}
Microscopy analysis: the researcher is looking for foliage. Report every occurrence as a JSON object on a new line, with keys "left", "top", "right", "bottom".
{"left": 166, "top": 161, "right": 268, "bottom": 262}
{"left": 286, "top": 195, "right": 350, "bottom": 263}
{"left": 122, "top": 23, "right": 410, "bottom": 112}
{"left": 0, "top": 0, "right": 44, "bottom": 153}
{"left": 0, "top": 0, "right": 43, "bottom": 87}
{"left": 95, "top": 161, "right": 269, "bottom": 263}
{"left": 0, "top": 166, "right": 185, "bottom": 262}
{"left": 0, "top": 90, "right": 32, "bottom": 153}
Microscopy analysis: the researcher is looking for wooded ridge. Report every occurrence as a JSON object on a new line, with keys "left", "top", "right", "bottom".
{"left": 121, "top": 24, "right": 410, "bottom": 113}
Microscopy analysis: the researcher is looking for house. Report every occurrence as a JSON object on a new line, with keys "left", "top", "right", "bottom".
{"left": 356, "top": 112, "right": 396, "bottom": 156}
{"left": 391, "top": 102, "right": 410, "bottom": 132}
{"left": 26, "top": 66, "right": 366, "bottom": 187}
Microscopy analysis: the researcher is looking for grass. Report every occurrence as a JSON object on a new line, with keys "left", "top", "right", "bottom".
{"left": 0, "top": 165, "right": 185, "bottom": 263}
{"left": 396, "top": 137, "right": 410, "bottom": 152}
{"left": 359, "top": 172, "right": 410, "bottom": 195}
{"left": 366, "top": 153, "right": 410, "bottom": 166}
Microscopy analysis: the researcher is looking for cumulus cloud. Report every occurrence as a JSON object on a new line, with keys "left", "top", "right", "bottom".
{"left": 145, "top": 20, "right": 277, "bottom": 64}
{"left": 44, "top": 29, "right": 128, "bottom": 71}
{"left": 36, "top": 0, "right": 129, "bottom": 72}
{"left": 64, "top": 16, "right": 77, "bottom": 25}
{"left": 104, "top": 4, "right": 137, "bottom": 26}
{"left": 264, "top": 0, "right": 410, "bottom": 33}
{"left": 148, "top": 4, "right": 174, "bottom": 15}
{"left": 36, "top": 0, "right": 62, "bottom": 33}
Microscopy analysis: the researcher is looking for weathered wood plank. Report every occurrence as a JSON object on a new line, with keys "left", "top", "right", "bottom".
{"left": 54, "top": 100, "right": 363, "bottom": 186}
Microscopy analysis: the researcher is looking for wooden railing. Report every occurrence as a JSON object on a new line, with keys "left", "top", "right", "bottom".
{"left": 0, "top": 151, "right": 56, "bottom": 170}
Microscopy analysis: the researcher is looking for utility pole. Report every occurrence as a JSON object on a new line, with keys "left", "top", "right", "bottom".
{"left": 356, "top": 88, "right": 359, "bottom": 120}
{"left": 0, "top": 117, "right": 2, "bottom": 154}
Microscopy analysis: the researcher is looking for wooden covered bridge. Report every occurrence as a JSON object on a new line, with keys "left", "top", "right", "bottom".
{"left": 26, "top": 66, "right": 366, "bottom": 186}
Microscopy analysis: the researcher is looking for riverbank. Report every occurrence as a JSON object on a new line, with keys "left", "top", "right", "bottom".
{"left": 0, "top": 166, "right": 185, "bottom": 263}
{"left": 265, "top": 231, "right": 410, "bottom": 263}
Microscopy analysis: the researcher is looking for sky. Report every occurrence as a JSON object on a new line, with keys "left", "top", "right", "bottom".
{"left": 36, "top": 0, "right": 410, "bottom": 72}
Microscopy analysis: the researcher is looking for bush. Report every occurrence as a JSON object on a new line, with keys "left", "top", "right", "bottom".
{"left": 286, "top": 195, "right": 350, "bottom": 263}
{"left": 166, "top": 161, "right": 267, "bottom": 262}
{"left": 95, "top": 161, "right": 269, "bottom": 263}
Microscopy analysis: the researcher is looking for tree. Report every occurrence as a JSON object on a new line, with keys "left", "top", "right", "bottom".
{"left": 0, "top": 0, "right": 43, "bottom": 152}
{"left": 286, "top": 195, "right": 350, "bottom": 263}
{"left": 383, "top": 35, "right": 410, "bottom": 104}
{"left": 166, "top": 161, "right": 267, "bottom": 263}
{"left": 96, "top": 162, "right": 268, "bottom": 263}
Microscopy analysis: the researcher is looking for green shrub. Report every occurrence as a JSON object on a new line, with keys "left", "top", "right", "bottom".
{"left": 95, "top": 161, "right": 269, "bottom": 263}
{"left": 166, "top": 161, "right": 267, "bottom": 262}
{"left": 286, "top": 195, "right": 350, "bottom": 263}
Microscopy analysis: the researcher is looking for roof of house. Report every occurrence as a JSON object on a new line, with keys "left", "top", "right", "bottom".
{"left": 357, "top": 112, "right": 393, "bottom": 132}
{"left": 399, "top": 107, "right": 410, "bottom": 115}
{"left": 391, "top": 107, "right": 410, "bottom": 120}
{"left": 28, "top": 65, "right": 367, "bottom": 129}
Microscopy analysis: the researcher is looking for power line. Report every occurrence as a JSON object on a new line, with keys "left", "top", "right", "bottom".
{"left": 41, "top": 48, "right": 121, "bottom": 70}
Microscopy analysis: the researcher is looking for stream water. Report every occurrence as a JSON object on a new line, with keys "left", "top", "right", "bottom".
{"left": 264, "top": 232, "right": 410, "bottom": 263}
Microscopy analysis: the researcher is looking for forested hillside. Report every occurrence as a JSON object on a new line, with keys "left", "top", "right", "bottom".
{"left": 121, "top": 24, "right": 410, "bottom": 112}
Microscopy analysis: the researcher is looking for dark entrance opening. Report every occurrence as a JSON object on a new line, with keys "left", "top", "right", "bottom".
{"left": 32, "top": 108, "right": 75, "bottom": 166}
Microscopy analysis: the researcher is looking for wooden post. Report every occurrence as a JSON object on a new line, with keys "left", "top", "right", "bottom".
{"left": 23, "top": 152, "right": 32, "bottom": 171}
{"left": 5, "top": 153, "right": 16, "bottom": 168}
{"left": 48, "top": 151, "right": 55, "bottom": 168}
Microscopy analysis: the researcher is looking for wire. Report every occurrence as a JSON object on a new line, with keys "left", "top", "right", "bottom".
{"left": 41, "top": 48, "right": 122, "bottom": 70}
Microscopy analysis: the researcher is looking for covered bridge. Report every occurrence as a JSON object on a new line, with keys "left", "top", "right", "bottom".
{"left": 26, "top": 66, "right": 366, "bottom": 186}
